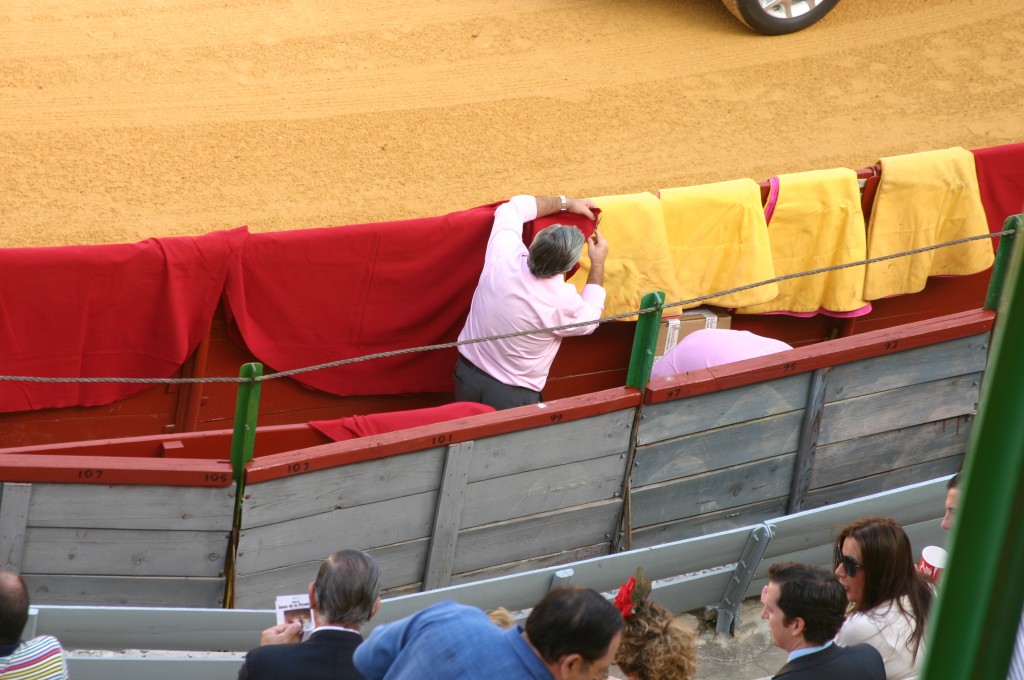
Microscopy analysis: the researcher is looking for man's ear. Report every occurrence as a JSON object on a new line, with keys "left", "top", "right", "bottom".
{"left": 370, "top": 597, "right": 381, "bottom": 620}
{"left": 789, "top": 615, "right": 806, "bottom": 637}
{"left": 308, "top": 582, "right": 317, "bottom": 612}
{"left": 556, "top": 653, "right": 586, "bottom": 680}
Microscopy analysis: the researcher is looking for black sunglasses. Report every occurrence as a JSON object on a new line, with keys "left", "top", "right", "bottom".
{"left": 836, "top": 551, "right": 864, "bottom": 577}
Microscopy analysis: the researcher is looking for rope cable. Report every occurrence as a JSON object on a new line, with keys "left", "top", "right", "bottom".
{"left": 0, "top": 228, "right": 1012, "bottom": 386}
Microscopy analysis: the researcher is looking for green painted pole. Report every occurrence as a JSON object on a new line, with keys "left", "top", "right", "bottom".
{"left": 921, "top": 211, "right": 1024, "bottom": 679}
{"left": 984, "top": 214, "right": 1020, "bottom": 310}
{"left": 229, "top": 362, "right": 263, "bottom": 484}
{"left": 626, "top": 291, "right": 665, "bottom": 389}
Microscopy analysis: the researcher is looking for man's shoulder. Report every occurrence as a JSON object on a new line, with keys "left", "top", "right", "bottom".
{"left": 8, "top": 635, "right": 65, "bottom": 660}
{"left": 0, "top": 636, "right": 67, "bottom": 678}
{"left": 775, "top": 643, "right": 885, "bottom": 679}
{"left": 247, "top": 631, "right": 360, "bottom": 660}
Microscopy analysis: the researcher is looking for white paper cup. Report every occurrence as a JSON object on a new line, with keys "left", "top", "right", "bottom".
{"left": 918, "top": 545, "right": 948, "bottom": 581}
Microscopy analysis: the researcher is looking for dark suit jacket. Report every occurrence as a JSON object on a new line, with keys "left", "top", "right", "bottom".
{"left": 238, "top": 629, "right": 365, "bottom": 680}
{"left": 773, "top": 642, "right": 885, "bottom": 680}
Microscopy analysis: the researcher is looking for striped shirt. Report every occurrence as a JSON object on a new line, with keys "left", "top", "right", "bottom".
{"left": 0, "top": 636, "right": 68, "bottom": 679}
{"left": 1009, "top": 609, "right": 1024, "bottom": 680}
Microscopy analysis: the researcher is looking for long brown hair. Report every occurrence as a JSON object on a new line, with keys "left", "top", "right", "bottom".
{"left": 834, "top": 516, "right": 933, "bottom": 657}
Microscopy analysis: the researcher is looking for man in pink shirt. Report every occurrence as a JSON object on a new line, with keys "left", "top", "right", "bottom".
{"left": 455, "top": 194, "right": 609, "bottom": 410}
{"left": 650, "top": 328, "right": 793, "bottom": 379}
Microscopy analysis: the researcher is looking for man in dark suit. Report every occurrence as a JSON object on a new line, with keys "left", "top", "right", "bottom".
{"left": 761, "top": 562, "right": 885, "bottom": 680}
{"left": 238, "top": 549, "right": 381, "bottom": 680}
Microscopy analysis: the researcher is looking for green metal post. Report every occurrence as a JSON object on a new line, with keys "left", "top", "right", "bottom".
{"left": 625, "top": 291, "right": 665, "bottom": 389}
{"left": 922, "top": 211, "right": 1024, "bottom": 679}
{"left": 984, "top": 214, "right": 1020, "bottom": 311}
{"left": 229, "top": 362, "right": 263, "bottom": 484}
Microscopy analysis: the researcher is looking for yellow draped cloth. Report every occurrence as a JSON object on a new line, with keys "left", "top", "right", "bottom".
{"left": 570, "top": 192, "right": 683, "bottom": 320}
{"left": 660, "top": 178, "right": 777, "bottom": 309}
{"left": 736, "top": 168, "right": 869, "bottom": 315}
{"left": 863, "top": 147, "right": 994, "bottom": 300}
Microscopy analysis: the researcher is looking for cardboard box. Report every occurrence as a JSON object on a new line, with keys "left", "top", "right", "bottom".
{"left": 655, "top": 308, "right": 732, "bottom": 360}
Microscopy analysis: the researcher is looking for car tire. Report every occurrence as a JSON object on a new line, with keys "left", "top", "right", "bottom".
{"left": 720, "top": 0, "right": 841, "bottom": 36}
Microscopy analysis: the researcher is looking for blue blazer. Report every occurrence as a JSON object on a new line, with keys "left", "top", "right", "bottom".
{"left": 238, "top": 629, "right": 365, "bottom": 680}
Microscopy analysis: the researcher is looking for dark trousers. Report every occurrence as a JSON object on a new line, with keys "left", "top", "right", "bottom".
{"left": 454, "top": 355, "right": 542, "bottom": 411}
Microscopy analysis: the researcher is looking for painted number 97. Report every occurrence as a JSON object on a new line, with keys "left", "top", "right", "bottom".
{"left": 77, "top": 469, "right": 104, "bottom": 480}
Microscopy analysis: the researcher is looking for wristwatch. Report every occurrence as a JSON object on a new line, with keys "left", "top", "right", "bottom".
{"left": 558, "top": 195, "right": 567, "bottom": 212}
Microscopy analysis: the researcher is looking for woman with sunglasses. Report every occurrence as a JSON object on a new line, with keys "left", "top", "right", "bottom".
{"left": 833, "top": 517, "right": 934, "bottom": 679}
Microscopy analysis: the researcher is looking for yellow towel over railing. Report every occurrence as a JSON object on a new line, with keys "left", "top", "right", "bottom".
{"left": 660, "top": 178, "right": 777, "bottom": 309}
{"left": 863, "top": 147, "right": 994, "bottom": 300}
{"left": 736, "top": 168, "right": 869, "bottom": 315}
{"left": 570, "top": 192, "right": 682, "bottom": 319}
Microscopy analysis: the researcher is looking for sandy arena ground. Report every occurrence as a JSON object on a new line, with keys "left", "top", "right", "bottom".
{"left": 2, "top": 0, "right": 1022, "bottom": 248}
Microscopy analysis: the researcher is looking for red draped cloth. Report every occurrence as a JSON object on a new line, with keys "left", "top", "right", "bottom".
{"left": 309, "top": 401, "right": 495, "bottom": 441}
{"left": 972, "top": 142, "right": 1024, "bottom": 251}
{"left": 0, "top": 228, "right": 247, "bottom": 413}
{"left": 223, "top": 204, "right": 501, "bottom": 396}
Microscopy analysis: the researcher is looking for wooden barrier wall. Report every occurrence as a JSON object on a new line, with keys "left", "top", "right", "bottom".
{"left": 231, "top": 310, "right": 991, "bottom": 607}
{"left": 0, "top": 310, "right": 993, "bottom": 608}
{"left": 634, "top": 309, "right": 992, "bottom": 548}
{"left": 27, "top": 477, "right": 951, "bottom": 680}
{"left": 0, "top": 458, "right": 235, "bottom": 607}
{"left": 233, "top": 393, "right": 638, "bottom": 607}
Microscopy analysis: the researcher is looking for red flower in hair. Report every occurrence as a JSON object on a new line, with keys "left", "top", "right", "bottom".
{"left": 614, "top": 576, "right": 637, "bottom": 618}
{"left": 614, "top": 567, "right": 652, "bottom": 619}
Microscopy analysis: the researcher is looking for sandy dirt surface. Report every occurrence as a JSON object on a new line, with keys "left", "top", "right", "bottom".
{"left": 1, "top": 0, "right": 1022, "bottom": 248}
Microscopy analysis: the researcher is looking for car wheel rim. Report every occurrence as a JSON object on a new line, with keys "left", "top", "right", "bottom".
{"left": 756, "top": 0, "right": 822, "bottom": 20}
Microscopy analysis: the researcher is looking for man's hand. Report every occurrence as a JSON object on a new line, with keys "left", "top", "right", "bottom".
{"left": 566, "top": 198, "right": 597, "bottom": 220}
{"left": 585, "top": 230, "right": 609, "bottom": 287}
{"left": 260, "top": 621, "right": 303, "bottom": 646}
{"left": 587, "top": 229, "right": 609, "bottom": 265}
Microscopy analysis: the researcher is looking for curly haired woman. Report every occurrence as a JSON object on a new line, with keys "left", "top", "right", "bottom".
{"left": 612, "top": 570, "right": 698, "bottom": 680}
{"left": 615, "top": 598, "right": 698, "bottom": 680}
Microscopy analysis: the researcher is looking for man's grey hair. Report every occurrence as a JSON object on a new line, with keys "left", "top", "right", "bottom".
{"left": 528, "top": 225, "right": 586, "bottom": 278}
{"left": 313, "top": 549, "right": 381, "bottom": 627}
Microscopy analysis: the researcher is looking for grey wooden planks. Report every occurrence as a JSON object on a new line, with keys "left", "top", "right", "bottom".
{"left": 451, "top": 500, "right": 622, "bottom": 575}
{"left": 241, "top": 448, "right": 445, "bottom": 528}
{"left": 631, "top": 498, "right": 788, "bottom": 549}
{"left": 465, "top": 410, "right": 633, "bottom": 482}
{"left": 21, "top": 527, "right": 228, "bottom": 577}
{"left": 461, "top": 452, "right": 627, "bottom": 528}
{"left": 27, "top": 484, "right": 234, "bottom": 531}
{"left": 631, "top": 454, "right": 794, "bottom": 528}
{"left": 802, "top": 457, "right": 963, "bottom": 510}
{"left": 632, "top": 410, "right": 802, "bottom": 487}
{"left": 823, "top": 334, "right": 989, "bottom": 403}
{"left": 809, "top": 416, "right": 971, "bottom": 489}
{"left": 423, "top": 441, "right": 474, "bottom": 590}
{"left": 24, "top": 574, "right": 226, "bottom": 607}
{"left": 818, "top": 373, "right": 983, "bottom": 445}
{"left": 637, "top": 374, "right": 810, "bottom": 445}
{"left": 0, "top": 483, "right": 32, "bottom": 570}
{"left": 235, "top": 490, "right": 437, "bottom": 575}
{"left": 233, "top": 539, "right": 429, "bottom": 608}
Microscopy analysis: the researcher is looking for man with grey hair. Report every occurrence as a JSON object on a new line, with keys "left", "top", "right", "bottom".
{"left": 239, "top": 549, "right": 381, "bottom": 680}
{"left": 455, "top": 194, "right": 609, "bottom": 410}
